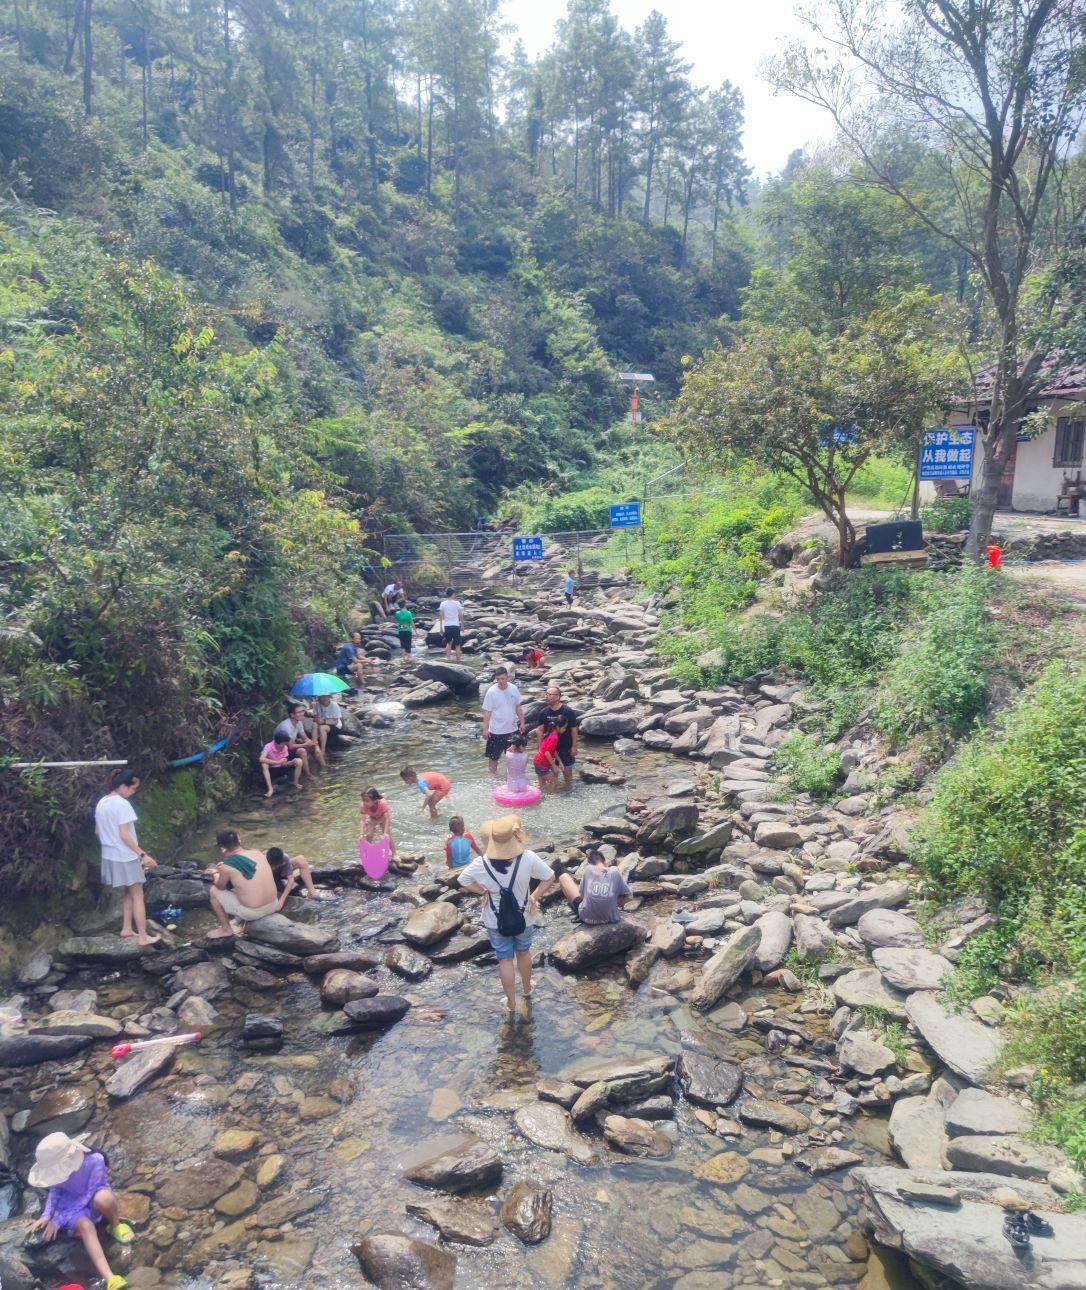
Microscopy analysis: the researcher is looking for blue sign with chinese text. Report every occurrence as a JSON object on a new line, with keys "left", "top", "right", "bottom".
{"left": 512, "top": 536, "right": 544, "bottom": 561}
{"left": 610, "top": 501, "right": 642, "bottom": 528}
{"left": 920, "top": 428, "right": 975, "bottom": 480}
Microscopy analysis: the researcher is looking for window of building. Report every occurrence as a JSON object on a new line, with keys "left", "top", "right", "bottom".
{"left": 1054, "top": 417, "right": 1085, "bottom": 468}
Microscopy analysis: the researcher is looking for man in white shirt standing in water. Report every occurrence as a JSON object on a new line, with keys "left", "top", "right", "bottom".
{"left": 438, "top": 586, "right": 465, "bottom": 661}
{"left": 481, "top": 666, "right": 525, "bottom": 776}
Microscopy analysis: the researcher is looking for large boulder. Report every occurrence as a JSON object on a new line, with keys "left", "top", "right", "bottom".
{"left": 30, "top": 1011, "right": 123, "bottom": 1039}
{"left": 906, "top": 992, "right": 1002, "bottom": 1086}
{"left": 0, "top": 1033, "right": 93, "bottom": 1068}
{"left": 402, "top": 1134, "right": 502, "bottom": 1193}
{"left": 402, "top": 902, "right": 462, "bottom": 949}
{"left": 944, "top": 1089, "right": 1029, "bottom": 1138}
{"left": 834, "top": 968, "right": 909, "bottom": 1020}
{"left": 857, "top": 908, "right": 926, "bottom": 949}
{"left": 320, "top": 970, "right": 379, "bottom": 1007}
{"left": 946, "top": 1134, "right": 1069, "bottom": 1181}
{"left": 635, "top": 798, "right": 699, "bottom": 845}
{"left": 888, "top": 1096, "right": 948, "bottom": 1170}
{"left": 690, "top": 925, "right": 762, "bottom": 1011}
{"left": 145, "top": 874, "right": 209, "bottom": 909}
{"left": 351, "top": 1233, "right": 456, "bottom": 1290}
{"left": 839, "top": 1029, "right": 897, "bottom": 1077}
{"left": 873, "top": 947, "right": 954, "bottom": 993}
{"left": 826, "top": 881, "right": 910, "bottom": 928}
{"left": 57, "top": 936, "right": 153, "bottom": 966}
{"left": 580, "top": 711, "right": 639, "bottom": 739}
{"left": 414, "top": 661, "right": 478, "bottom": 692}
{"left": 548, "top": 919, "right": 645, "bottom": 972}
{"left": 402, "top": 680, "right": 455, "bottom": 707}
{"left": 245, "top": 913, "right": 339, "bottom": 957}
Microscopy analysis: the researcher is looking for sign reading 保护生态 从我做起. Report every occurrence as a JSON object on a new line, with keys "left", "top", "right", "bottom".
{"left": 512, "top": 536, "right": 544, "bottom": 561}
{"left": 920, "top": 428, "right": 975, "bottom": 480}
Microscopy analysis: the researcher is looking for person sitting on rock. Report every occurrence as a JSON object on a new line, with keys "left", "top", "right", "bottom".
{"left": 266, "top": 847, "right": 319, "bottom": 907}
{"left": 259, "top": 731, "right": 303, "bottom": 797}
{"left": 400, "top": 766, "right": 452, "bottom": 819}
{"left": 335, "top": 631, "right": 378, "bottom": 686}
{"left": 205, "top": 829, "right": 279, "bottom": 938}
{"left": 275, "top": 702, "right": 325, "bottom": 770}
{"left": 28, "top": 1131, "right": 133, "bottom": 1290}
{"left": 558, "top": 848, "right": 631, "bottom": 924}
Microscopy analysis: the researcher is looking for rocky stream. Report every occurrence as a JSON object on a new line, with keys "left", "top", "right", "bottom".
{"left": 1, "top": 541, "right": 1084, "bottom": 1290}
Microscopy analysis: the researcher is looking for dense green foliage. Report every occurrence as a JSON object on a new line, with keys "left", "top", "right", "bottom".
{"left": 773, "top": 732, "right": 842, "bottom": 799}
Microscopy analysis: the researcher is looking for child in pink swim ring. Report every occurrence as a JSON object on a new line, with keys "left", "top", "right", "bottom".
{"left": 504, "top": 737, "right": 529, "bottom": 793}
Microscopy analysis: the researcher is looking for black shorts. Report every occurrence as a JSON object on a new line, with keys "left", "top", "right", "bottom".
{"left": 485, "top": 731, "right": 516, "bottom": 762}
{"left": 443, "top": 624, "right": 462, "bottom": 646}
{"left": 398, "top": 630, "right": 413, "bottom": 652}
{"left": 564, "top": 592, "right": 574, "bottom": 606}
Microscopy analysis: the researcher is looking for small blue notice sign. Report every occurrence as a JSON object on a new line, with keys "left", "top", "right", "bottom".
{"left": 512, "top": 536, "right": 544, "bottom": 561}
{"left": 610, "top": 501, "right": 642, "bottom": 528}
{"left": 920, "top": 428, "right": 975, "bottom": 480}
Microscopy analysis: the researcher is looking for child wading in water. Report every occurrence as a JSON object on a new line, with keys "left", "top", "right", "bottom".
{"left": 399, "top": 766, "right": 452, "bottom": 820}
{"left": 444, "top": 816, "right": 483, "bottom": 868}
{"left": 360, "top": 787, "right": 396, "bottom": 857}
{"left": 504, "top": 736, "right": 530, "bottom": 793}
{"left": 28, "top": 1132, "right": 132, "bottom": 1290}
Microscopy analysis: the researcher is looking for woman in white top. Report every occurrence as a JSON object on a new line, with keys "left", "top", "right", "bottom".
{"left": 458, "top": 814, "right": 556, "bottom": 1020}
{"left": 93, "top": 770, "right": 160, "bottom": 946}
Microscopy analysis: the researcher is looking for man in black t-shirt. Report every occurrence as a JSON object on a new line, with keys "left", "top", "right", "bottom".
{"left": 536, "top": 684, "right": 579, "bottom": 789}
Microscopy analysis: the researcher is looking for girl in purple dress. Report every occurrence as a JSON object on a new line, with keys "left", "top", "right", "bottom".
{"left": 28, "top": 1132, "right": 132, "bottom": 1290}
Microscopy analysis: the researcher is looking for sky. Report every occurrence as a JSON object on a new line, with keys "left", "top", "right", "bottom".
{"left": 503, "top": 0, "right": 838, "bottom": 178}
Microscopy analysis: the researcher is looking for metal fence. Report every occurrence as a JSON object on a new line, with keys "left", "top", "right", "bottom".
{"left": 379, "top": 528, "right": 616, "bottom": 580}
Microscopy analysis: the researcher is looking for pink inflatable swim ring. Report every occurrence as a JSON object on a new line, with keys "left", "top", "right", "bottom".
{"left": 493, "top": 784, "right": 542, "bottom": 807}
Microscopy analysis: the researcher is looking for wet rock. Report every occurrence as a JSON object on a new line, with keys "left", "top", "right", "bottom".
{"left": 624, "top": 941, "right": 660, "bottom": 987}
{"left": 352, "top": 1232, "right": 456, "bottom": 1290}
{"left": 26, "top": 1086, "right": 95, "bottom": 1136}
{"left": 501, "top": 1181, "right": 554, "bottom": 1244}
{"left": 48, "top": 988, "right": 98, "bottom": 1013}
{"left": 690, "top": 924, "right": 762, "bottom": 1011}
{"left": 566, "top": 1055, "right": 672, "bottom": 1100}
{"left": 888, "top": 1096, "right": 947, "bottom": 1170}
{"left": 241, "top": 1013, "right": 283, "bottom": 1050}
{"left": 406, "top": 1198, "right": 499, "bottom": 1247}
{"left": 737, "top": 1098, "right": 810, "bottom": 1134}
{"left": 826, "top": 882, "right": 909, "bottom": 928}
{"left": 872, "top": 947, "right": 953, "bottom": 993}
{"left": 796, "top": 1147, "right": 863, "bottom": 1175}
{"left": 838, "top": 1029, "right": 896, "bottom": 1077}
{"left": 16, "top": 948, "right": 52, "bottom": 986}
{"left": 513, "top": 1103, "right": 596, "bottom": 1165}
{"left": 946, "top": 1134, "right": 1068, "bottom": 1181}
{"left": 696, "top": 1151, "right": 748, "bottom": 1185}
{"left": 232, "top": 939, "right": 305, "bottom": 972}
{"left": 833, "top": 968, "right": 909, "bottom": 1020}
{"left": 674, "top": 820, "right": 733, "bottom": 855}
{"left": 905, "top": 992, "right": 1002, "bottom": 1086}
{"left": 676, "top": 1050, "right": 743, "bottom": 1108}
{"left": 30, "top": 1010, "right": 123, "bottom": 1038}
{"left": 945, "top": 1088, "right": 1028, "bottom": 1138}
{"left": 403, "top": 1134, "right": 502, "bottom": 1193}
{"left": 857, "top": 908, "right": 925, "bottom": 949}
{"left": 428, "top": 931, "right": 493, "bottom": 964}
{"left": 302, "top": 948, "right": 382, "bottom": 974}
{"left": 536, "top": 1078, "right": 581, "bottom": 1109}
{"left": 751, "top": 910, "right": 793, "bottom": 972}
{"left": 549, "top": 919, "right": 644, "bottom": 972}
{"left": 57, "top": 936, "right": 153, "bottom": 965}
{"left": 414, "top": 660, "right": 478, "bottom": 692}
{"left": 402, "top": 902, "right": 462, "bottom": 948}
{"left": 569, "top": 1081, "right": 611, "bottom": 1123}
{"left": 341, "top": 995, "right": 411, "bottom": 1029}
{"left": 245, "top": 913, "right": 339, "bottom": 957}
{"left": 402, "top": 680, "right": 455, "bottom": 707}
{"left": 177, "top": 996, "right": 220, "bottom": 1030}
{"left": 385, "top": 945, "right": 433, "bottom": 980}
{"left": 619, "top": 1095, "right": 673, "bottom": 1120}
{"left": 105, "top": 1042, "right": 176, "bottom": 1098}
{"left": 158, "top": 1158, "right": 244, "bottom": 1208}
{"left": 214, "top": 1128, "right": 260, "bottom": 1158}
{"left": 602, "top": 1114, "right": 673, "bottom": 1158}
{"left": 0, "top": 1032, "right": 93, "bottom": 1068}
{"left": 177, "top": 960, "right": 230, "bottom": 999}
{"left": 320, "top": 969, "right": 380, "bottom": 1007}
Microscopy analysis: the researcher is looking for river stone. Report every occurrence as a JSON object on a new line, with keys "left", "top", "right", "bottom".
{"left": 944, "top": 1088, "right": 1029, "bottom": 1138}
{"left": 857, "top": 908, "right": 926, "bottom": 949}
{"left": 16, "top": 948, "right": 52, "bottom": 986}
{"left": 537, "top": 1078, "right": 581, "bottom": 1109}
{"left": 838, "top": 1029, "right": 897, "bottom": 1076}
{"left": 833, "top": 968, "right": 909, "bottom": 1020}
{"left": 320, "top": 969, "right": 379, "bottom": 1006}
{"left": 580, "top": 711, "right": 639, "bottom": 738}
{"left": 602, "top": 1114, "right": 673, "bottom": 1158}
{"left": 158, "top": 1158, "right": 243, "bottom": 1208}
{"left": 796, "top": 1146, "right": 863, "bottom": 1175}
{"left": 385, "top": 945, "right": 433, "bottom": 980}
{"left": 675, "top": 820, "right": 733, "bottom": 855}
{"left": 414, "top": 660, "right": 478, "bottom": 692}
{"left": 26, "top": 1087, "right": 95, "bottom": 1136}
{"left": 428, "top": 931, "right": 492, "bottom": 964}
{"left": 245, "top": 914, "right": 339, "bottom": 957}
{"left": 548, "top": 919, "right": 644, "bottom": 971}
{"left": 889, "top": 1096, "right": 947, "bottom": 1170}
{"left": 0, "top": 1033, "right": 93, "bottom": 1068}
{"left": 754, "top": 822, "right": 803, "bottom": 849}
{"left": 501, "top": 1181, "right": 553, "bottom": 1244}
{"left": 625, "top": 941, "right": 660, "bottom": 986}
{"left": 402, "top": 680, "right": 455, "bottom": 707}
{"left": 684, "top": 909, "right": 727, "bottom": 935}
{"left": 406, "top": 1198, "right": 498, "bottom": 1247}
{"left": 177, "top": 960, "right": 230, "bottom": 999}
{"left": 906, "top": 992, "right": 1003, "bottom": 1086}
{"left": 792, "top": 913, "right": 836, "bottom": 961}
{"left": 105, "top": 1048, "right": 173, "bottom": 1101}
{"left": 737, "top": 1098, "right": 811, "bottom": 1134}
{"left": 48, "top": 988, "right": 98, "bottom": 1013}
{"left": 856, "top": 1165, "right": 1086, "bottom": 1290}
{"left": 302, "top": 948, "right": 382, "bottom": 974}
{"left": 751, "top": 910, "right": 793, "bottom": 972}
{"left": 697, "top": 1151, "right": 748, "bottom": 1185}
{"left": 570, "top": 1081, "right": 611, "bottom": 1123}
{"left": 873, "top": 947, "right": 954, "bottom": 993}
{"left": 352, "top": 1232, "right": 456, "bottom": 1290}
{"left": 403, "top": 1134, "right": 502, "bottom": 1193}
{"left": 513, "top": 1103, "right": 596, "bottom": 1165}
{"left": 232, "top": 939, "right": 305, "bottom": 971}
{"left": 690, "top": 924, "right": 762, "bottom": 1011}
{"left": 676, "top": 1049, "right": 743, "bottom": 1108}
{"left": 946, "top": 1134, "right": 1068, "bottom": 1181}
{"left": 177, "top": 996, "right": 220, "bottom": 1030}
{"left": 241, "top": 1013, "right": 283, "bottom": 1049}
{"left": 565, "top": 1055, "right": 672, "bottom": 1098}
{"left": 651, "top": 919, "right": 686, "bottom": 958}
{"left": 30, "top": 1010, "right": 123, "bottom": 1038}
{"left": 57, "top": 936, "right": 153, "bottom": 965}
{"left": 341, "top": 995, "right": 411, "bottom": 1029}
{"left": 636, "top": 798, "right": 699, "bottom": 843}
{"left": 826, "top": 881, "right": 910, "bottom": 927}
{"left": 403, "top": 902, "right": 462, "bottom": 948}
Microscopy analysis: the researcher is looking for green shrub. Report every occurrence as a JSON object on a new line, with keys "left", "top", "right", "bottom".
{"left": 921, "top": 494, "right": 974, "bottom": 533}
{"left": 847, "top": 456, "right": 913, "bottom": 509}
{"left": 774, "top": 732, "right": 841, "bottom": 798}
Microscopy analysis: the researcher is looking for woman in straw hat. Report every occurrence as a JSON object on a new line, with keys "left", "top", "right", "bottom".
{"left": 27, "top": 1131, "right": 132, "bottom": 1290}
{"left": 458, "top": 814, "right": 556, "bottom": 1021}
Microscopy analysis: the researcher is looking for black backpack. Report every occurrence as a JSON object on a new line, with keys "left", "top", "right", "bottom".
{"left": 483, "top": 856, "right": 526, "bottom": 936}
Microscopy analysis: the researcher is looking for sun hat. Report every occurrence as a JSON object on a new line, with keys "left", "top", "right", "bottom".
{"left": 480, "top": 814, "right": 528, "bottom": 861}
{"left": 29, "top": 1131, "right": 91, "bottom": 1188}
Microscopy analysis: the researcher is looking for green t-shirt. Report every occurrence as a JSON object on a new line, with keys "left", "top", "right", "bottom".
{"left": 395, "top": 608, "right": 414, "bottom": 630}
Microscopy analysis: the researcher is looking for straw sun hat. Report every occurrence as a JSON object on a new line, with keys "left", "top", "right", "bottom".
{"left": 480, "top": 814, "right": 528, "bottom": 861}
{"left": 28, "top": 1131, "right": 90, "bottom": 1188}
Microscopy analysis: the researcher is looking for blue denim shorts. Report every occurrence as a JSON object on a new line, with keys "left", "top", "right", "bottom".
{"left": 487, "top": 926, "right": 535, "bottom": 960}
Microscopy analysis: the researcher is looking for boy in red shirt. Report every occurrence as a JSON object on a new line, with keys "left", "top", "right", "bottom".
{"left": 400, "top": 766, "right": 452, "bottom": 819}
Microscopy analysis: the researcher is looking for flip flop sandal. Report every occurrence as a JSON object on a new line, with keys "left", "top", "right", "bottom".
{"left": 110, "top": 1221, "right": 135, "bottom": 1244}
{"left": 106, "top": 1276, "right": 129, "bottom": 1290}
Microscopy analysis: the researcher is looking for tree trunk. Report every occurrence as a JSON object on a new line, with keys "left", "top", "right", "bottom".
{"left": 14, "top": 0, "right": 23, "bottom": 60}
{"left": 82, "top": 0, "right": 93, "bottom": 116}
{"left": 141, "top": 59, "right": 149, "bottom": 144}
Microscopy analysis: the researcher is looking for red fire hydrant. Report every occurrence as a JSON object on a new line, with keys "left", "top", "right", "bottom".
{"left": 986, "top": 544, "right": 1003, "bottom": 570}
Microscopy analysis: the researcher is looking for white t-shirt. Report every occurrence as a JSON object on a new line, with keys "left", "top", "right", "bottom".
{"left": 316, "top": 700, "right": 342, "bottom": 726}
{"left": 275, "top": 717, "right": 307, "bottom": 742}
{"left": 439, "top": 598, "right": 463, "bottom": 626}
{"left": 458, "top": 850, "right": 555, "bottom": 931}
{"left": 483, "top": 682, "right": 522, "bottom": 735}
{"left": 95, "top": 793, "right": 139, "bottom": 864}
{"left": 383, "top": 583, "right": 398, "bottom": 598}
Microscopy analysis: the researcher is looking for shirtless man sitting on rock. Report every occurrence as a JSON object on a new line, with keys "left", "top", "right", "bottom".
{"left": 206, "top": 829, "right": 279, "bottom": 938}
